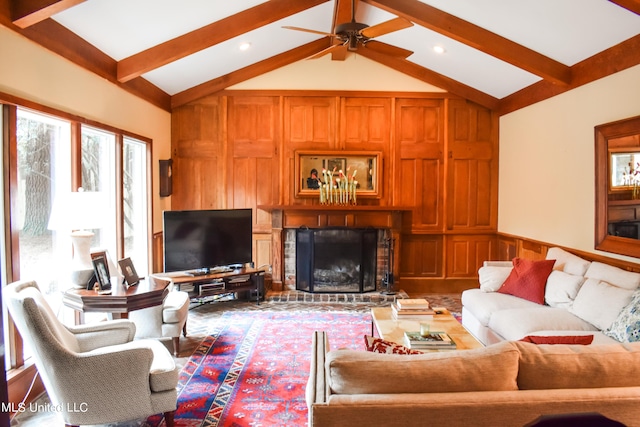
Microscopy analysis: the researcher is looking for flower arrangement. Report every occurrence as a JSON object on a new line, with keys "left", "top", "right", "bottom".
{"left": 623, "top": 161, "right": 640, "bottom": 199}
{"left": 319, "top": 167, "right": 358, "bottom": 205}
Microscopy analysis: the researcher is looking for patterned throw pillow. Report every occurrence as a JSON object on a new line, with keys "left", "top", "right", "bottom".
{"left": 605, "top": 289, "right": 640, "bottom": 342}
{"left": 363, "top": 335, "right": 423, "bottom": 354}
{"left": 498, "top": 258, "right": 555, "bottom": 304}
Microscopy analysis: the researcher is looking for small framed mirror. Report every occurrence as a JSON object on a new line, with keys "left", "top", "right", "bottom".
{"left": 595, "top": 115, "right": 640, "bottom": 257}
{"left": 295, "top": 150, "right": 382, "bottom": 198}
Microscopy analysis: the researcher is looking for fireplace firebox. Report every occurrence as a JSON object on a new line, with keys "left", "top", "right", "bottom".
{"left": 296, "top": 228, "right": 377, "bottom": 293}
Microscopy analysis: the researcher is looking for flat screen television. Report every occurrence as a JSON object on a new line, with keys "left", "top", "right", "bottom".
{"left": 163, "top": 208, "right": 252, "bottom": 273}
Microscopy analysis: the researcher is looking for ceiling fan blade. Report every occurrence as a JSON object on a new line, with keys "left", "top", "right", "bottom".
{"left": 362, "top": 40, "right": 413, "bottom": 58}
{"left": 282, "top": 26, "right": 337, "bottom": 37}
{"left": 308, "top": 43, "right": 347, "bottom": 60}
{"left": 360, "top": 17, "right": 413, "bottom": 39}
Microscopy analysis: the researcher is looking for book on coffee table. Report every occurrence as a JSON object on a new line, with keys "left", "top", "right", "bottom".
{"left": 396, "top": 298, "right": 430, "bottom": 310}
{"left": 403, "top": 331, "right": 457, "bottom": 349}
{"left": 391, "top": 302, "right": 435, "bottom": 318}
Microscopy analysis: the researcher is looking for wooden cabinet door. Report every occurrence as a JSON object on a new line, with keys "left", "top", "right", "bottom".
{"left": 227, "top": 96, "right": 280, "bottom": 233}
{"left": 395, "top": 98, "right": 444, "bottom": 230}
{"left": 340, "top": 97, "right": 391, "bottom": 151}
{"left": 400, "top": 234, "right": 443, "bottom": 277}
{"left": 446, "top": 100, "right": 498, "bottom": 231}
{"left": 446, "top": 234, "right": 495, "bottom": 278}
{"left": 171, "top": 98, "right": 224, "bottom": 210}
{"left": 283, "top": 96, "right": 337, "bottom": 204}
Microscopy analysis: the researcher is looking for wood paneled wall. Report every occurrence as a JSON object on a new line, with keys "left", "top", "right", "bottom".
{"left": 171, "top": 92, "right": 499, "bottom": 292}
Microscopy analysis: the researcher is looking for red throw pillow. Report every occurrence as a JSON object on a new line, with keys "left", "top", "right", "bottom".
{"left": 497, "top": 258, "right": 555, "bottom": 304}
{"left": 520, "top": 335, "right": 594, "bottom": 345}
{"left": 363, "top": 335, "right": 423, "bottom": 355}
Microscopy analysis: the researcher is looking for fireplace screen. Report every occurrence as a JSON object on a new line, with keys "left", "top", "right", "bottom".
{"left": 296, "top": 228, "right": 377, "bottom": 293}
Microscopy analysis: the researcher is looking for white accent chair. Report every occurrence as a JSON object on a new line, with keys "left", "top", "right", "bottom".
{"left": 128, "top": 288, "right": 190, "bottom": 355}
{"left": 3, "top": 280, "right": 178, "bottom": 427}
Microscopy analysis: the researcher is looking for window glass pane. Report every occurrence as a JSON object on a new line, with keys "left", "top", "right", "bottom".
{"left": 14, "top": 109, "right": 71, "bottom": 363}
{"left": 81, "top": 126, "right": 117, "bottom": 256}
{"left": 16, "top": 109, "right": 71, "bottom": 296}
{"left": 123, "top": 137, "right": 148, "bottom": 276}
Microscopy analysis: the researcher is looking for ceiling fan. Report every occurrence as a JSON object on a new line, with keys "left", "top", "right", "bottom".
{"left": 283, "top": 0, "right": 414, "bottom": 60}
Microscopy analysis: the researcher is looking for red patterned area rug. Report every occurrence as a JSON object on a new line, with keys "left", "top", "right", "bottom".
{"left": 147, "top": 311, "right": 371, "bottom": 427}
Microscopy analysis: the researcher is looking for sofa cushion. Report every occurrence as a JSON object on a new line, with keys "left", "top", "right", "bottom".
{"left": 488, "top": 307, "right": 598, "bottom": 341}
{"left": 325, "top": 341, "right": 520, "bottom": 395}
{"left": 584, "top": 261, "right": 640, "bottom": 290}
{"left": 569, "top": 278, "right": 635, "bottom": 331}
{"left": 605, "top": 289, "right": 640, "bottom": 342}
{"left": 546, "top": 247, "right": 591, "bottom": 276}
{"left": 544, "top": 270, "right": 585, "bottom": 309}
{"left": 478, "top": 264, "right": 513, "bottom": 292}
{"left": 520, "top": 335, "right": 594, "bottom": 345}
{"left": 498, "top": 258, "right": 555, "bottom": 304}
{"left": 461, "top": 289, "right": 541, "bottom": 326}
{"left": 363, "top": 335, "right": 423, "bottom": 355}
{"left": 515, "top": 341, "right": 640, "bottom": 390}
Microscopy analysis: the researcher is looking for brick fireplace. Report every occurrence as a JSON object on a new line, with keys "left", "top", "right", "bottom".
{"left": 261, "top": 206, "right": 405, "bottom": 292}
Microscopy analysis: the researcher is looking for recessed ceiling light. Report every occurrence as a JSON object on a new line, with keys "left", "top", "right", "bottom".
{"left": 433, "top": 45, "right": 446, "bottom": 54}
{"left": 239, "top": 42, "right": 252, "bottom": 51}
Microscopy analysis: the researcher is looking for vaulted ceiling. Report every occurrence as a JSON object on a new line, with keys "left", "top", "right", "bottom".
{"left": 1, "top": 0, "right": 639, "bottom": 114}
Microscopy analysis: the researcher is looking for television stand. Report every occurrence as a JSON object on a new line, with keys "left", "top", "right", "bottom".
{"left": 187, "top": 268, "right": 211, "bottom": 276}
{"left": 167, "top": 267, "right": 265, "bottom": 306}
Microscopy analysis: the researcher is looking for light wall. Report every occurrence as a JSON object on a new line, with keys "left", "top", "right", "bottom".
{"left": 230, "top": 54, "right": 445, "bottom": 92}
{"left": 0, "top": 26, "right": 172, "bottom": 233}
{"left": 499, "top": 64, "right": 640, "bottom": 262}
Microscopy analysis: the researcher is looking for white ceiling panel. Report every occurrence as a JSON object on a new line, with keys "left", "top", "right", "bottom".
{"left": 143, "top": 3, "right": 334, "bottom": 94}
{"left": 53, "top": 0, "right": 269, "bottom": 60}
{"left": 418, "top": 0, "right": 640, "bottom": 65}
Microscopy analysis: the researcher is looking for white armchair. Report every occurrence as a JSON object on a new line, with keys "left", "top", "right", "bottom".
{"left": 128, "top": 289, "right": 190, "bottom": 355}
{"left": 3, "top": 280, "right": 178, "bottom": 427}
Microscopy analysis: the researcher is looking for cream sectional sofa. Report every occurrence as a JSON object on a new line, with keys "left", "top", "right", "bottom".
{"left": 306, "top": 331, "right": 640, "bottom": 427}
{"left": 462, "top": 247, "right": 640, "bottom": 346}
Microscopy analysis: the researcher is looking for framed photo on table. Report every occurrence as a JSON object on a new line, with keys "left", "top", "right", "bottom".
{"left": 118, "top": 257, "right": 140, "bottom": 287}
{"left": 91, "top": 253, "right": 111, "bottom": 290}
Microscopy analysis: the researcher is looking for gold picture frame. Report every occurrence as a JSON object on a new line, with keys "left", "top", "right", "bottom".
{"left": 295, "top": 150, "right": 382, "bottom": 198}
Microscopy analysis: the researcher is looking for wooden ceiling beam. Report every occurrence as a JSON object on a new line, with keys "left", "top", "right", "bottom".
{"left": 363, "top": 0, "right": 573, "bottom": 86}
{"left": 117, "top": 0, "right": 329, "bottom": 83}
{"left": 498, "top": 34, "right": 640, "bottom": 115}
{"left": 0, "top": 6, "right": 171, "bottom": 111}
{"left": 171, "top": 38, "right": 331, "bottom": 108}
{"left": 609, "top": 0, "right": 640, "bottom": 15}
{"left": 10, "top": 0, "right": 85, "bottom": 28}
{"left": 358, "top": 48, "right": 499, "bottom": 110}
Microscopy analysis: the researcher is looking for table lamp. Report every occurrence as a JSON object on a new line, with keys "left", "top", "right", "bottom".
{"left": 48, "top": 188, "right": 107, "bottom": 288}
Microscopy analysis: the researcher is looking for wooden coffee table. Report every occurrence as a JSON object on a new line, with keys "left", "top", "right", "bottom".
{"left": 371, "top": 306, "right": 483, "bottom": 351}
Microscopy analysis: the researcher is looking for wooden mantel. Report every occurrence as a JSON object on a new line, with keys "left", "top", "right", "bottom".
{"left": 258, "top": 205, "right": 411, "bottom": 290}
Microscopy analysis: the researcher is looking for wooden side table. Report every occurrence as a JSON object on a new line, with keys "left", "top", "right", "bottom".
{"left": 63, "top": 275, "right": 171, "bottom": 324}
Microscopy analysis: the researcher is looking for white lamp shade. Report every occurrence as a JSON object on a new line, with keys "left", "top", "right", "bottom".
{"left": 48, "top": 189, "right": 108, "bottom": 287}
{"left": 48, "top": 190, "right": 108, "bottom": 232}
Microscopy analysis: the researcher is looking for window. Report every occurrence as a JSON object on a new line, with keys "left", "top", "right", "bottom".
{"left": 2, "top": 104, "right": 151, "bottom": 372}
{"left": 81, "top": 126, "right": 117, "bottom": 255}
{"left": 16, "top": 109, "right": 71, "bottom": 308}
{"left": 123, "top": 137, "right": 150, "bottom": 277}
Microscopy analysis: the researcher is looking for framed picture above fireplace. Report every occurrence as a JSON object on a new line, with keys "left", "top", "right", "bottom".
{"left": 295, "top": 150, "right": 382, "bottom": 198}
